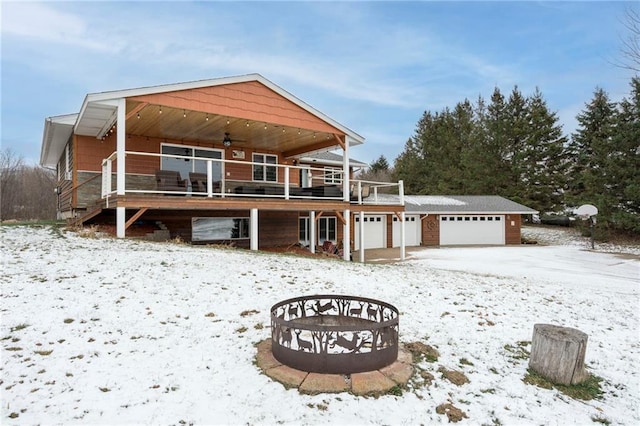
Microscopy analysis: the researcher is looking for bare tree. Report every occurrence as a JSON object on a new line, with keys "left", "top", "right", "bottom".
{"left": 619, "top": 7, "right": 640, "bottom": 72}
{"left": 1, "top": 148, "right": 57, "bottom": 221}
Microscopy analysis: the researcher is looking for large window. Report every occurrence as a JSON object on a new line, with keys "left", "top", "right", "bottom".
{"left": 161, "top": 144, "right": 223, "bottom": 185}
{"left": 192, "top": 217, "right": 250, "bottom": 242}
{"left": 299, "top": 216, "right": 336, "bottom": 245}
{"left": 324, "top": 167, "right": 342, "bottom": 184}
{"left": 253, "top": 153, "right": 277, "bottom": 182}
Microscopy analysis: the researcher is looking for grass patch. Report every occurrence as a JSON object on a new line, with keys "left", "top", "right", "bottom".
{"left": 35, "top": 350, "right": 53, "bottom": 356}
{"left": 591, "top": 415, "right": 611, "bottom": 425}
{"left": 386, "top": 385, "right": 403, "bottom": 396}
{"left": 459, "top": 357, "right": 474, "bottom": 366}
{"left": 235, "top": 326, "right": 248, "bottom": 334}
{"left": 10, "top": 323, "right": 29, "bottom": 332}
{"left": 523, "top": 368, "right": 604, "bottom": 400}
{"left": 438, "top": 366, "right": 470, "bottom": 386}
{"left": 240, "top": 309, "right": 260, "bottom": 317}
{"left": 405, "top": 341, "right": 439, "bottom": 363}
{"left": 63, "top": 318, "right": 75, "bottom": 324}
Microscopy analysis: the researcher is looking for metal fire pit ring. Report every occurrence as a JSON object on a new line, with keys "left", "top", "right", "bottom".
{"left": 270, "top": 295, "right": 399, "bottom": 374}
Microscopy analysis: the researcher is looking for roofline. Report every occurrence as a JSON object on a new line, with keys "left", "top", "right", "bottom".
{"left": 75, "top": 73, "right": 365, "bottom": 144}
{"left": 40, "top": 113, "right": 78, "bottom": 167}
{"left": 407, "top": 210, "right": 539, "bottom": 215}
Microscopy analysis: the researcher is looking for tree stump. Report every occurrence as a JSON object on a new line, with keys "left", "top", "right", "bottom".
{"left": 529, "top": 324, "right": 589, "bottom": 385}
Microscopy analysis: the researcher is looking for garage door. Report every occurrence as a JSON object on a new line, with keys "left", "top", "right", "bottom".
{"left": 439, "top": 215, "right": 505, "bottom": 245}
{"left": 392, "top": 215, "right": 421, "bottom": 247}
{"left": 354, "top": 215, "right": 386, "bottom": 249}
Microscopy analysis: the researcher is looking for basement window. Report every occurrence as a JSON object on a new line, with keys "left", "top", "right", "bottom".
{"left": 192, "top": 217, "right": 249, "bottom": 242}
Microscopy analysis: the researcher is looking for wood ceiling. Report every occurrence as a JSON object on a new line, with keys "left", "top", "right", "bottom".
{"left": 125, "top": 101, "right": 342, "bottom": 157}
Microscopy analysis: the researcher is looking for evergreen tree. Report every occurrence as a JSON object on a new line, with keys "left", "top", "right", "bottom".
{"left": 369, "top": 155, "right": 389, "bottom": 173}
{"left": 566, "top": 88, "right": 619, "bottom": 229}
{"left": 609, "top": 77, "right": 640, "bottom": 233}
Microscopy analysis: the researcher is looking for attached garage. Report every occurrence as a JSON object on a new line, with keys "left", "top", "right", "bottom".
{"left": 354, "top": 215, "right": 386, "bottom": 249}
{"left": 439, "top": 215, "right": 505, "bottom": 245}
{"left": 392, "top": 215, "right": 421, "bottom": 247}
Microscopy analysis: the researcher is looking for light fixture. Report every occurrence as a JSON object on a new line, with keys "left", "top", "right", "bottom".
{"left": 159, "top": 106, "right": 162, "bottom": 114}
{"left": 264, "top": 123, "right": 267, "bottom": 130}
{"left": 282, "top": 128, "right": 286, "bottom": 133}
{"left": 226, "top": 118, "right": 230, "bottom": 125}
{"left": 183, "top": 110, "right": 186, "bottom": 118}
{"left": 297, "top": 129, "right": 301, "bottom": 135}
{"left": 206, "top": 114, "right": 209, "bottom": 121}
{"left": 222, "top": 133, "right": 232, "bottom": 147}
{"left": 137, "top": 112, "right": 140, "bottom": 119}
{"left": 246, "top": 121, "right": 250, "bottom": 127}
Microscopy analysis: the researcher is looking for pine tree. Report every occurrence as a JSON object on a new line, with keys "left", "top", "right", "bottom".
{"left": 609, "top": 77, "right": 640, "bottom": 233}
{"left": 566, "top": 88, "right": 619, "bottom": 230}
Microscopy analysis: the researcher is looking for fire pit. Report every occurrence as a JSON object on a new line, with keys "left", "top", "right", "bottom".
{"left": 270, "top": 295, "right": 399, "bottom": 374}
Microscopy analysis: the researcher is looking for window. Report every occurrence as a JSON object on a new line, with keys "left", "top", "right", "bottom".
{"left": 253, "top": 153, "right": 277, "bottom": 182}
{"left": 192, "top": 217, "right": 249, "bottom": 242}
{"left": 324, "top": 167, "right": 343, "bottom": 184}
{"left": 161, "top": 144, "right": 223, "bottom": 184}
{"left": 299, "top": 216, "right": 336, "bottom": 245}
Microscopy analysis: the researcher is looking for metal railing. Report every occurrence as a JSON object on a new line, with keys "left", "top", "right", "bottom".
{"left": 101, "top": 150, "right": 403, "bottom": 205}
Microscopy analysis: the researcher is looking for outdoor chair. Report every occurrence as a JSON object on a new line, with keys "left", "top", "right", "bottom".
{"left": 155, "top": 170, "right": 188, "bottom": 194}
{"left": 189, "top": 172, "right": 220, "bottom": 195}
{"left": 350, "top": 184, "right": 371, "bottom": 201}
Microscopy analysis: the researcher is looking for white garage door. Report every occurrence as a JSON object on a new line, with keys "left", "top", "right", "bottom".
{"left": 392, "top": 215, "right": 421, "bottom": 247}
{"left": 440, "top": 215, "right": 505, "bottom": 245}
{"left": 354, "top": 215, "right": 386, "bottom": 249}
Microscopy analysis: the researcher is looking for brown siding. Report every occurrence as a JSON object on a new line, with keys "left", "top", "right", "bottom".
{"left": 258, "top": 211, "right": 299, "bottom": 247}
{"left": 386, "top": 215, "right": 393, "bottom": 248}
{"left": 422, "top": 214, "right": 440, "bottom": 246}
{"left": 131, "top": 81, "right": 342, "bottom": 135}
{"left": 505, "top": 214, "right": 522, "bottom": 245}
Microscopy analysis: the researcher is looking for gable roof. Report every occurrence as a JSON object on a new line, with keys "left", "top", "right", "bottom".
{"left": 41, "top": 73, "right": 364, "bottom": 167}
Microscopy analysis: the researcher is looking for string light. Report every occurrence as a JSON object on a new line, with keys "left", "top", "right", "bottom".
{"left": 159, "top": 106, "right": 162, "bottom": 114}
{"left": 246, "top": 121, "right": 250, "bottom": 127}
{"left": 206, "top": 114, "right": 209, "bottom": 121}
{"left": 183, "top": 110, "right": 186, "bottom": 118}
{"left": 137, "top": 112, "right": 140, "bottom": 119}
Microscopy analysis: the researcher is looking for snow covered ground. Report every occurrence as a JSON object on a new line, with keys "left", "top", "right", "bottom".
{"left": 1, "top": 225, "right": 638, "bottom": 425}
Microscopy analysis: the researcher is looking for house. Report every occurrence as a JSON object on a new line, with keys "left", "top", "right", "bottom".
{"left": 348, "top": 195, "right": 538, "bottom": 248}
{"left": 40, "top": 73, "right": 406, "bottom": 262}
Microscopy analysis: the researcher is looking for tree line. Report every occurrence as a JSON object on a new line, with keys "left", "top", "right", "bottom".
{"left": 0, "top": 149, "right": 57, "bottom": 221}
{"left": 363, "top": 77, "right": 639, "bottom": 237}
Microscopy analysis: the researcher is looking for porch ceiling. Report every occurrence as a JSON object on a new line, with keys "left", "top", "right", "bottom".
{"left": 125, "top": 102, "right": 344, "bottom": 158}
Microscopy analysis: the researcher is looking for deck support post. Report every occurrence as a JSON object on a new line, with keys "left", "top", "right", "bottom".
{"left": 116, "top": 207, "right": 125, "bottom": 238}
{"left": 400, "top": 211, "right": 406, "bottom": 261}
{"left": 309, "top": 211, "right": 316, "bottom": 254}
{"left": 343, "top": 209, "right": 350, "bottom": 261}
{"left": 116, "top": 98, "right": 126, "bottom": 196}
{"left": 250, "top": 208, "right": 258, "bottom": 251}
{"left": 358, "top": 211, "right": 365, "bottom": 263}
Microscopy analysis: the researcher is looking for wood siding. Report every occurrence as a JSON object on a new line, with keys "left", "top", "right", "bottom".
{"left": 505, "top": 214, "right": 522, "bottom": 245}
{"left": 130, "top": 81, "right": 341, "bottom": 135}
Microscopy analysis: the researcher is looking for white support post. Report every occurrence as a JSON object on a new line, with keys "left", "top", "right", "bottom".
{"left": 399, "top": 179, "right": 405, "bottom": 205}
{"left": 116, "top": 207, "right": 125, "bottom": 238}
{"left": 206, "top": 160, "right": 213, "bottom": 197}
{"left": 359, "top": 211, "right": 365, "bottom": 263}
{"left": 343, "top": 136, "right": 350, "bottom": 202}
{"left": 284, "top": 167, "right": 290, "bottom": 199}
{"left": 116, "top": 98, "right": 126, "bottom": 239}
{"left": 400, "top": 211, "right": 406, "bottom": 261}
{"left": 343, "top": 209, "right": 350, "bottom": 261}
{"left": 310, "top": 211, "right": 316, "bottom": 254}
{"left": 116, "top": 98, "right": 126, "bottom": 196}
{"left": 250, "top": 208, "right": 258, "bottom": 251}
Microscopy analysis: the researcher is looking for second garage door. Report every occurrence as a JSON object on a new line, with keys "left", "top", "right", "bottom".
{"left": 439, "top": 215, "right": 505, "bottom": 245}
{"left": 392, "top": 215, "right": 421, "bottom": 247}
{"left": 354, "top": 215, "right": 386, "bottom": 249}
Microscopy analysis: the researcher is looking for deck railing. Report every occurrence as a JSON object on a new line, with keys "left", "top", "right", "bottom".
{"left": 101, "top": 150, "right": 403, "bottom": 205}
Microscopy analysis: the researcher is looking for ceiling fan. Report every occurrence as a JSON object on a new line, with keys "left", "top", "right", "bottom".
{"left": 222, "top": 132, "right": 245, "bottom": 148}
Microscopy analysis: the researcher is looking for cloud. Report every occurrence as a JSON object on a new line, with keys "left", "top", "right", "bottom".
{"left": 1, "top": 2, "right": 115, "bottom": 52}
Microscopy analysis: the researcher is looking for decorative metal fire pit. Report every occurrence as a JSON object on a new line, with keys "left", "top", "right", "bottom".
{"left": 271, "top": 295, "right": 399, "bottom": 374}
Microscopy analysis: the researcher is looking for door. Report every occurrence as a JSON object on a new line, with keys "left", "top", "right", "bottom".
{"left": 392, "top": 215, "right": 421, "bottom": 247}
{"left": 439, "top": 215, "right": 505, "bottom": 245}
{"left": 354, "top": 215, "right": 386, "bottom": 249}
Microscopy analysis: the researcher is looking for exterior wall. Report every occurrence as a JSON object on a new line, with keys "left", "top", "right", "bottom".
{"left": 422, "top": 214, "right": 440, "bottom": 246}
{"left": 130, "top": 81, "right": 342, "bottom": 135}
{"left": 505, "top": 214, "right": 522, "bottom": 245}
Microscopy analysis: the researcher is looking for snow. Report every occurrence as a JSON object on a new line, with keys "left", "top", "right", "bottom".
{"left": 404, "top": 195, "right": 467, "bottom": 206}
{"left": 1, "top": 225, "right": 638, "bottom": 425}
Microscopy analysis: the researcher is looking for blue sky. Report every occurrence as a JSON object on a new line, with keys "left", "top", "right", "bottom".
{"left": 1, "top": 1, "right": 636, "bottom": 166}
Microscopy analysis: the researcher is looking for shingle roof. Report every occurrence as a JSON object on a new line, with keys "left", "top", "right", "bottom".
{"left": 299, "top": 151, "right": 368, "bottom": 167}
{"left": 369, "top": 194, "right": 538, "bottom": 214}
{"left": 404, "top": 195, "right": 538, "bottom": 214}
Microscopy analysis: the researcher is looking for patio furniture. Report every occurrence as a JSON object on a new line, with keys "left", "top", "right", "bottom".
{"left": 155, "top": 170, "right": 188, "bottom": 194}
{"left": 189, "top": 172, "right": 220, "bottom": 195}
{"left": 350, "top": 185, "right": 371, "bottom": 201}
